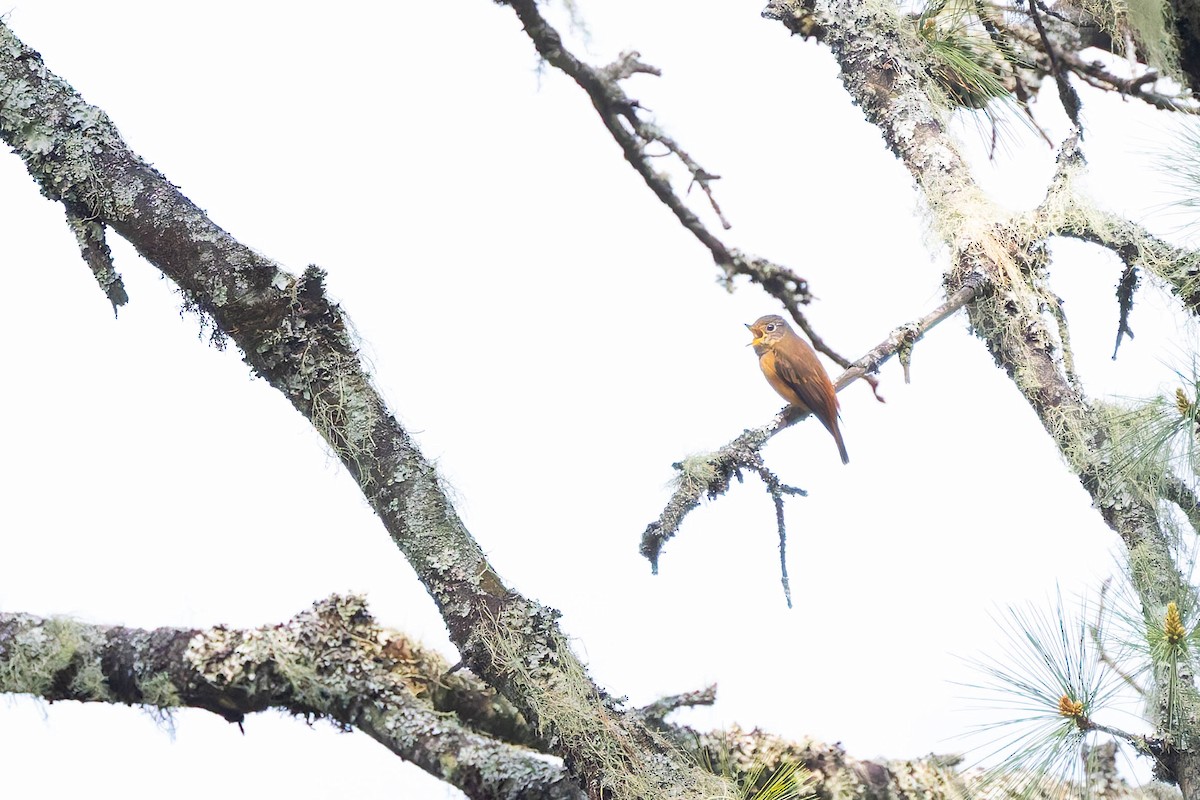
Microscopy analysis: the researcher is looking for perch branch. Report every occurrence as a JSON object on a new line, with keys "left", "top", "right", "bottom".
{"left": 642, "top": 276, "right": 984, "bottom": 570}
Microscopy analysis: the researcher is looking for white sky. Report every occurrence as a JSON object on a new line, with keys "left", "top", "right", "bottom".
{"left": 0, "top": 2, "right": 1194, "bottom": 797}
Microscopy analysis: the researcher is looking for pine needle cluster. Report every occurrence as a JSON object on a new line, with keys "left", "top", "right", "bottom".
{"left": 965, "top": 590, "right": 1128, "bottom": 797}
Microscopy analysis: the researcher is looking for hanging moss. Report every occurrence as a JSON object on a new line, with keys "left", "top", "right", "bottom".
{"left": 1075, "top": 0, "right": 1181, "bottom": 79}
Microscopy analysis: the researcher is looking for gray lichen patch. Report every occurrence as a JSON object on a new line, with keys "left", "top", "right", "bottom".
{"left": 0, "top": 27, "right": 126, "bottom": 214}
{"left": 183, "top": 594, "right": 407, "bottom": 723}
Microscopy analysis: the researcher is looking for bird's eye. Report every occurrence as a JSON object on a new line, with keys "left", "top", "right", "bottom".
{"left": 766, "top": 323, "right": 776, "bottom": 332}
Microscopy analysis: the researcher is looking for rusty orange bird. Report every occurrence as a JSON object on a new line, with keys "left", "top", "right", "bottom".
{"left": 747, "top": 314, "right": 848, "bottom": 464}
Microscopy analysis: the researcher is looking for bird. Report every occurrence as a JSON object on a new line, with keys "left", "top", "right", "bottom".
{"left": 746, "top": 314, "right": 848, "bottom": 464}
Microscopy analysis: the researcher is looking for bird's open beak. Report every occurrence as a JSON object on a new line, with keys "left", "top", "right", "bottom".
{"left": 745, "top": 323, "right": 763, "bottom": 347}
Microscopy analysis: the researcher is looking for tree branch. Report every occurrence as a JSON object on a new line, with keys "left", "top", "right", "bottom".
{"left": 0, "top": 20, "right": 723, "bottom": 799}
{"left": 642, "top": 276, "right": 984, "bottom": 571}
{"left": 1025, "top": 0, "right": 1083, "bottom": 127}
{"left": 687, "top": 724, "right": 1075, "bottom": 800}
{"left": 635, "top": 685, "right": 718, "bottom": 725}
{"left": 760, "top": 0, "right": 1200, "bottom": 786}
{"left": 1040, "top": 188, "right": 1200, "bottom": 316}
{"left": 498, "top": 0, "right": 874, "bottom": 371}
{"left": 63, "top": 201, "right": 127, "bottom": 314}
{"left": 0, "top": 595, "right": 581, "bottom": 800}
{"left": 988, "top": 12, "right": 1196, "bottom": 112}
{"left": 4, "top": 595, "right": 1041, "bottom": 800}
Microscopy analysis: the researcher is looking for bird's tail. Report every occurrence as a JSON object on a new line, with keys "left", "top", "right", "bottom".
{"left": 834, "top": 428, "right": 849, "bottom": 465}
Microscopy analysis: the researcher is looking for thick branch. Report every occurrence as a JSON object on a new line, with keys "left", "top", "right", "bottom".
{"left": 3, "top": 595, "right": 1038, "bottom": 800}
{"left": 0, "top": 21, "right": 721, "bottom": 799}
{"left": 762, "top": 0, "right": 1200, "bottom": 787}
{"left": 679, "top": 724, "right": 1161, "bottom": 800}
{"left": 0, "top": 595, "right": 580, "bottom": 800}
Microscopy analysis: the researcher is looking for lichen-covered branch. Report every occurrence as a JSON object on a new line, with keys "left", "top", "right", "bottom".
{"left": 997, "top": 13, "right": 1196, "bottom": 112}
{"left": 63, "top": 201, "right": 127, "bottom": 313}
{"left": 762, "top": 0, "right": 1200, "bottom": 789}
{"left": 635, "top": 685, "right": 718, "bottom": 725}
{"left": 642, "top": 276, "right": 983, "bottom": 571}
{"left": 0, "top": 21, "right": 729, "bottom": 799}
{"left": 1033, "top": 139, "right": 1200, "bottom": 314}
{"left": 677, "top": 724, "right": 1165, "bottom": 800}
{"left": 7, "top": 590, "right": 1073, "bottom": 800}
{"left": 0, "top": 595, "right": 580, "bottom": 800}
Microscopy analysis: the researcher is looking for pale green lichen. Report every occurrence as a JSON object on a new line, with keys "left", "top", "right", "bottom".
{"left": 476, "top": 604, "right": 738, "bottom": 800}
{"left": 0, "top": 621, "right": 71, "bottom": 695}
{"left": 140, "top": 671, "right": 182, "bottom": 709}
{"left": 68, "top": 650, "right": 112, "bottom": 701}
{"left": 1033, "top": 156, "right": 1200, "bottom": 308}
{"left": 671, "top": 453, "right": 719, "bottom": 497}
{"left": 1079, "top": 0, "right": 1181, "bottom": 81}
{"left": 0, "top": 617, "right": 110, "bottom": 700}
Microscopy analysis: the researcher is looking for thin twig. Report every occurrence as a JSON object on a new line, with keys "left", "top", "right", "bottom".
{"left": 502, "top": 0, "right": 877, "bottom": 373}
{"left": 637, "top": 685, "right": 718, "bottom": 725}
{"left": 972, "top": 0, "right": 1055, "bottom": 148}
{"left": 751, "top": 465, "right": 807, "bottom": 608}
{"left": 997, "top": 18, "right": 1197, "bottom": 112}
{"left": 1091, "top": 578, "right": 1147, "bottom": 697}
{"left": 1026, "top": 0, "right": 1082, "bottom": 127}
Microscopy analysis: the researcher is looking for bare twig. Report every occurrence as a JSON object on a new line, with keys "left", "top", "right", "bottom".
{"left": 637, "top": 685, "right": 718, "bottom": 725}
{"left": 499, "top": 0, "right": 881, "bottom": 374}
{"left": 1026, "top": 0, "right": 1082, "bottom": 127}
{"left": 834, "top": 275, "right": 986, "bottom": 390}
{"left": 749, "top": 465, "right": 807, "bottom": 608}
{"left": 1055, "top": 53, "right": 1194, "bottom": 112}
{"left": 997, "top": 18, "right": 1197, "bottom": 112}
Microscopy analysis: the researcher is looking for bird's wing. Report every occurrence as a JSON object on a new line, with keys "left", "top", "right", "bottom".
{"left": 772, "top": 342, "right": 839, "bottom": 429}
